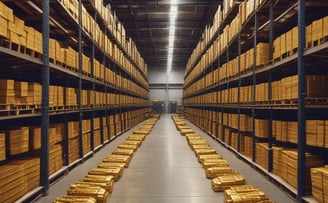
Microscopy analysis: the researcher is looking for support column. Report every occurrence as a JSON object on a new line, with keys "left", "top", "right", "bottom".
{"left": 41, "top": 0, "right": 50, "bottom": 195}
{"left": 297, "top": 0, "right": 306, "bottom": 201}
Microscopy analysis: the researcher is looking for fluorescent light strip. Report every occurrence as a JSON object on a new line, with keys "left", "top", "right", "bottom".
{"left": 167, "top": 3, "right": 177, "bottom": 72}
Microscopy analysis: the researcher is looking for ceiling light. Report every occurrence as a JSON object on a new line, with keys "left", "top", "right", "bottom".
{"left": 167, "top": 2, "right": 178, "bottom": 72}
{"left": 170, "top": 5, "right": 178, "bottom": 15}
{"left": 27, "top": 1, "right": 42, "bottom": 14}
{"left": 170, "top": 0, "right": 177, "bottom": 5}
{"left": 169, "top": 25, "right": 175, "bottom": 31}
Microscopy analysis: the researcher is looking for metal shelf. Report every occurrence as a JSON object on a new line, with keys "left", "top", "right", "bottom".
{"left": 184, "top": 0, "right": 328, "bottom": 202}
{"left": 183, "top": 101, "right": 328, "bottom": 110}
{"left": 184, "top": 1, "right": 241, "bottom": 80}
{"left": 81, "top": 0, "right": 148, "bottom": 82}
{"left": 5, "top": 0, "right": 148, "bottom": 91}
{"left": 0, "top": 40, "right": 148, "bottom": 99}
{"left": 183, "top": 41, "right": 328, "bottom": 99}
{"left": 184, "top": 0, "right": 310, "bottom": 90}
{"left": 0, "top": 104, "right": 150, "bottom": 122}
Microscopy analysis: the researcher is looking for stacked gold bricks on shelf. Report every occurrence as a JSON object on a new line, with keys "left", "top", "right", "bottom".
{"left": 311, "top": 166, "right": 328, "bottom": 203}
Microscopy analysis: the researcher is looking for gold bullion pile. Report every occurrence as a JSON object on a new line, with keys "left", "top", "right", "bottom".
{"left": 53, "top": 115, "right": 160, "bottom": 203}
{"left": 172, "top": 114, "right": 275, "bottom": 203}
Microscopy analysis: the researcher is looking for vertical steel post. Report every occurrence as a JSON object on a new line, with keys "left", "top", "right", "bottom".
{"left": 252, "top": 0, "right": 258, "bottom": 162}
{"left": 100, "top": 116, "right": 104, "bottom": 144}
{"left": 224, "top": 44, "right": 230, "bottom": 144}
{"left": 237, "top": 33, "right": 241, "bottom": 152}
{"left": 63, "top": 81, "right": 69, "bottom": 165}
{"left": 297, "top": 0, "right": 306, "bottom": 201}
{"left": 268, "top": 0, "right": 274, "bottom": 172}
{"left": 78, "top": 0, "right": 83, "bottom": 159}
{"left": 218, "top": 42, "right": 223, "bottom": 142}
{"left": 91, "top": 11, "right": 97, "bottom": 150}
{"left": 41, "top": 0, "right": 50, "bottom": 195}
{"left": 119, "top": 71, "right": 122, "bottom": 133}
{"left": 63, "top": 113, "right": 69, "bottom": 166}
{"left": 103, "top": 29, "right": 107, "bottom": 143}
{"left": 91, "top": 36, "right": 95, "bottom": 151}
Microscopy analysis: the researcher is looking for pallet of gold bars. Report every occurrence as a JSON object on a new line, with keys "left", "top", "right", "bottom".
{"left": 49, "top": 57, "right": 55, "bottom": 64}
{"left": 273, "top": 52, "right": 290, "bottom": 63}
{"left": 82, "top": 70, "right": 92, "bottom": 78}
{"left": 19, "top": 45, "right": 40, "bottom": 59}
{"left": 0, "top": 38, "right": 20, "bottom": 52}
{"left": 65, "top": 105, "right": 79, "bottom": 110}
{"left": 280, "top": 49, "right": 297, "bottom": 61}
{"left": 95, "top": 76, "right": 104, "bottom": 82}
{"left": 49, "top": 105, "right": 65, "bottom": 112}
{"left": 81, "top": 104, "right": 93, "bottom": 110}
{"left": 66, "top": 65, "right": 79, "bottom": 73}
{"left": 309, "top": 36, "right": 328, "bottom": 49}
{"left": 271, "top": 100, "right": 282, "bottom": 105}
{"left": 0, "top": 103, "right": 35, "bottom": 117}
{"left": 281, "top": 99, "right": 298, "bottom": 105}
{"left": 54, "top": 60, "right": 66, "bottom": 68}
{"left": 255, "top": 101, "right": 269, "bottom": 105}
{"left": 305, "top": 97, "right": 328, "bottom": 105}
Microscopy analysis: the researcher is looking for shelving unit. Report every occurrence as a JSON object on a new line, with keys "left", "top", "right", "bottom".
{"left": 0, "top": 0, "right": 151, "bottom": 202}
{"left": 182, "top": 0, "right": 328, "bottom": 202}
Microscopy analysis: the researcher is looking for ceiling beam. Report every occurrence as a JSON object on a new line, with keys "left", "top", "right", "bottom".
{"left": 126, "top": 26, "right": 200, "bottom": 31}
{"left": 107, "top": 1, "right": 220, "bottom": 7}
{"left": 121, "top": 21, "right": 203, "bottom": 28}
{"left": 136, "top": 38, "right": 196, "bottom": 43}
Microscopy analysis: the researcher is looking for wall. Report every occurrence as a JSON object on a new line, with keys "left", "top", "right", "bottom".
{"left": 148, "top": 69, "right": 184, "bottom": 84}
{"left": 149, "top": 89, "right": 183, "bottom": 104}
{"left": 148, "top": 68, "right": 184, "bottom": 113}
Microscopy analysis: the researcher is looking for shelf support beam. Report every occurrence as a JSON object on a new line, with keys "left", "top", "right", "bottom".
{"left": 237, "top": 33, "right": 241, "bottom": 153}
{"left": 251, "top": 0, "right": 258, "bottom": 162}
{"left": 268, "top": 0, "right": 274, "bottom": 173}
{"left": 90, "top": 12, "right": 96, "bottom": 151}
{"left": 103, "top": 28, "right": 108, "bottom": 142}
{"left": 297, "top": 0, "right": 306, "bottom": 201}
{"left": 78, "top": 0, "right": 84, "bottom": 159}
{"left": 40, "top": 0, "right": 50, "bottom": 195}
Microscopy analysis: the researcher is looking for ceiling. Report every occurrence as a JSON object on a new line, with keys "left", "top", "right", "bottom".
{"left": 108, "top": 0, "right": 221, "bottom": 71}
{"left": 3, "top": 0, "right": 220, "bottom": 72}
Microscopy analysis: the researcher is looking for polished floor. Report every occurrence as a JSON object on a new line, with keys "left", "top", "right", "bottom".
{"left": 36, "top": 114, "right": 295, "bottom": 203}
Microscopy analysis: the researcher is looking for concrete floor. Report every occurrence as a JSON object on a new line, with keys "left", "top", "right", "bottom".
{"left": 35, "top": 114, "right": 295, "bottom": 203}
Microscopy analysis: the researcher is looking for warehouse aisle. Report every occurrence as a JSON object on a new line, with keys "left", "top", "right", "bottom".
{"left": 36, "top": 114, "right": 295, "bottom": 203}
{"left": 108, "top": 114, "right": 218, "bottom": 203}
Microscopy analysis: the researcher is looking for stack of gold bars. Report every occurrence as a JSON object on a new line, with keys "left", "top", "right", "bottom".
{"left": 224, "top": 185, "right": 274, "bottom": 203}
{"left": 53, "top": 116, "right": 159, "bottom": 203}
{"left": 53, "top": 196, "right": 97, "bottom": 203}
{"left": 212, "top": 174, "right": 246, "bottom": 192}
{"left": 172, "top": 115, "right": 275, "bottom": 203}
{"left": 173, "top": 119, "right": 195, "bottom": 136}
{"left": 311, "top": 166, "right": 328, "bottom": 203}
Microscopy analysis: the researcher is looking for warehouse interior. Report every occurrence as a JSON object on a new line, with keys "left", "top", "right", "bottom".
{"left": 0, "top": 0, "right": 328, "bottom": 203}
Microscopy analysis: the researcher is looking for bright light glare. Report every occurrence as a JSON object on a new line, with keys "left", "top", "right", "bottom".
{"left": 170, "top": 6, "right": 178, "bottom": 16}
{"left": 167, "top": 3, "right": 178, "bottom": 72}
